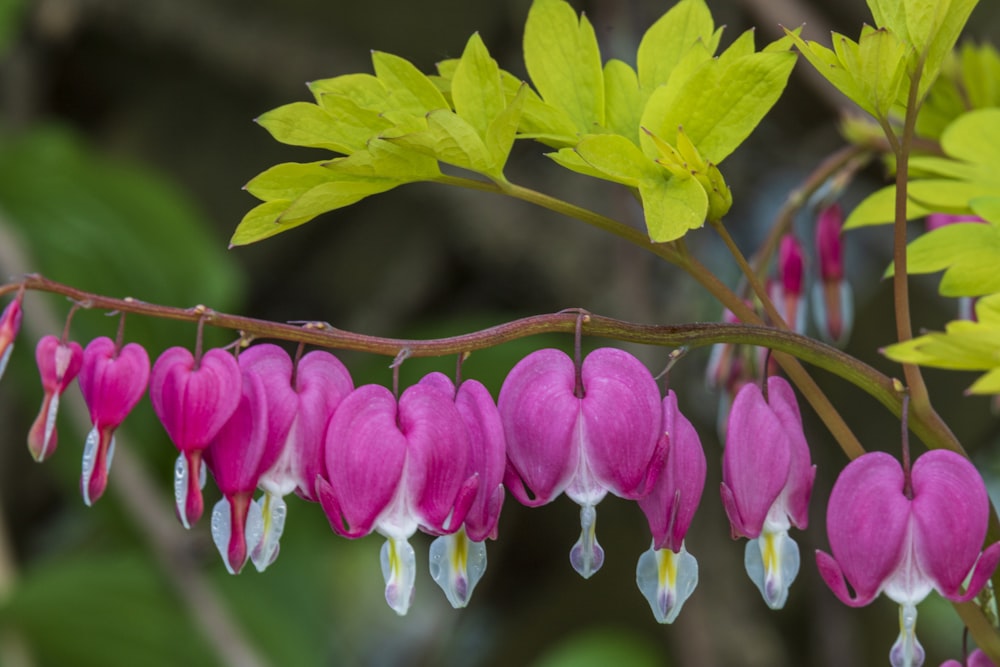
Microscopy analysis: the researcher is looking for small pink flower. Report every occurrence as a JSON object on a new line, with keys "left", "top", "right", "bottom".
{"left": 0, "top": 296, "right": 23, "bottom": 383}
{"left": 77, "top": 336, "right": 150, "bottom": 506}
{"left": 28, "top": 335, "right": 83, "bottom": 462}
{"left": 636, "top": 391, "right": 706, "bottom": 623}
{"left": 150, "top": 347, "right": 242, "bottom": 529}
{"left": 817, "top": 450, "right": 1000, "bottom": 667}
{"left": 774, "top": 234, "right": 807, "bottom": 333}
{"left": 499, "top": 347, "right": 663, "bottom": 578}
{"left": 316, "top": 381, "right": 479, "bottom": 615}
{"left": 420, "top": 372, "right": 506, "bottom": 608}
{"left": 941, "top": 650, "right": 997, "bottom": 667}
{"left": 813, "top": 203, "right": 853, "bottom": 346}
{"left": 721, "top": 377, "right": 815, "bottom": 609}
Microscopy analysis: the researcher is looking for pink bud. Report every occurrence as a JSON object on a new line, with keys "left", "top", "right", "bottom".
{"left": 28, "top": 335, "right": 83, "bottom": 462}
{"left": 150, "top": 347, "right": 242, "bottom": 528}
{"left": 816, "top": 204, "right": 844, "bottom": 282}
{"left": 77, "top": 337, "right": 151, "bottom": 506}
{"left": 813, "top": 204, "right": 853, "bottom": 346}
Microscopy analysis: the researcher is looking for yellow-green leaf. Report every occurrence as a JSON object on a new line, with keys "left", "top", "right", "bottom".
{"left": 786, "top": 30, "right": 876, "bottom": 117}
{"left": 256, "top": 102, "right": 359, "bottom": 154}
{"left": 547, "top": 147, "right": 613, "bottom": 181}
{"left": 843, "top": 185, "right": 931, "bottom": 229}
{"left": 574, "top": 134, "right": 656, "bottom": 187}
{"left": 900, "top": 220, "right": 1000, "bottom": 296}
{"left": 523, "top": 0, "right": 605, "bottom": 134}
{"left": 279, "top": 179, "right": 400, "bottom": 222}
{"left": 307, "top": 73, "right": 389, "bottom": 110}
{"left": 452, "top": 33, "right": 505, "bottom": 139}
{"left": 231, "top": 200, "right": 302, "bottom": 246}
{"left": 640, "top": 175, "right": 708, "bottom": 242}
{"left": 602, "top": 59, "right": 642, "bottom": 144}
{"left": 486, "top": 85, "right": 527, "bottom": 172}
{"left": 371, "top": 51, "right": 450, "bottom": 115}
{"left": 636, "top": 0, "right": 715, "bottom": 91}
{"left": 244, "top": 162, "right": 340, "bottom": 201}
{"left": 940, "top": 108, "right": 1000, "bottom": 167}
{"left": 312, "top": 94, "right": 393, "bottom": 147}
{"left": 856, "top": 26, "right": 909, "bottom": 118}
{"left": 499, "top": 69, "right": 579, "bottom": 146}
{"left": 390, "top": 110, "right": 494, "bottom": 175}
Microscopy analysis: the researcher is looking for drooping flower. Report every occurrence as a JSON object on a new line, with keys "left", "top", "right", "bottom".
{"left": 28, "top": 335, "right": 83, "bottom": 462}
{"left": 816, "top": 450, "right": 1000, "bottom": 667}
{"left": 499, "top": 347, "right": 663, "bottom": 578}
{"left": 150, "top": 346, "right": 242, "bottom": 529}
{"left": 636, "top": 390, "right": 706, "bottom": 623}
{"left": 204, "top": 370, "right": 272, "bottom": 574}
{"left": 941, "top": 650, "right": 997, "bottom": 667}
{"left": 316, "top": 381, "right": 479, "bottom": 615}
{"left": 238, "top": 344, "right": 353, "bottom": 571}
{"left": 419, "top": 372, "right": 506, "bottom": 608}
{"left": 812, "top": 203, "right": 853, "bottom": 346}
{"left": 0, "top": 296, "right": 23, "bottom": 384}
{"left": 773, "top": 234, "right": 807, "bottom": 333}
{"left": 720, "top": 376, "right": 815, "bottom": 609}
{"left": 77, "top": 336, "right": 150, "bottom": 506}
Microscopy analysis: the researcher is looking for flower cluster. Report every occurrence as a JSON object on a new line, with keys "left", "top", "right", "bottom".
{"left": 4, "top": 293, "right": 999, "bottom": 662}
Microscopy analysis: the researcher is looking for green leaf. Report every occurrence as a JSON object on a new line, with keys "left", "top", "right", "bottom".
{"left": 499, "top": 69, "right": 579, "bottom": 145}
{"left": 786, "top": 31, "right": 876, "bottom": 117}
{"left": 940, "top": 108, "right": 1000, "bottom": 167}
{"left": 312, "top": 94, "right": 393, "bottom": 142}
{"left": 640, "top": 174, "right": 708, "bottom": 242}
{"left": 390, "top": 110, "right": 494, "bottom": 175}
{"left": 256, "top": 102, "right": 362, "bottom": 154}
{"left": 900, "top": 219, "right": 1000, "bottom": 296}
{"left": 523, "top": 0, "right": 605, "bottom": 133}
{"left": 855, "top": 26, "right": 909, "bottom": 118}
{"left": 485, "top": 85, "right": 527, "bottom": 172}
{"left": 231, "top": 200, "right": 302, "bottom": 245}
{"left": 644, "top": 50, "right": 796, "bottom": 164}
{"left": 962, "top": 41, "right": 1000, "bottom": 109}
{"left": 452, "top": 32, "right": 505, "bottom": 139}
{"left": 843, "top": 184, "right": 931, "bottom": 229}
{"left": 603, "top": 59, "right": 642, "bottom": 144}
{"left": 244, "top": 161, "right": 341, "bottom": 201}
{"left": 371, "top": 51, "right": 450, "bottom": 115}
{"left": 307, "top": 73, "right": 390, "bottom": 110}
{"left": 636, "top": 0, "right": 715, "bottom": 91}
{"left": 908, "top": 179, "right": 998, "bottom": 213}
{"left": 574, "top": 134, "right": 657, "bottom": 186}
{"left": 547, "top": 147, "right": 615, "bottom": 180}
{"left": 914, "top": 0, "right": 979, "bottom": 100}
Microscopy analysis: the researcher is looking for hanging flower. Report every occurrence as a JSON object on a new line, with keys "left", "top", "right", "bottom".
{"left": 150, "top": 346, "right": 242, "bottom": 529}
{"left": 239, "top": 344, "right": 353, "bottom": 572}
{"left": 0, "top": 295, "right": 23, "bottom": 384}
{"left": 420, "top": 372, "right": 506, "bottom": 609}
{"left": 499, "top": 347, "right": 663, "bottom": 578}
{"left": 812, "top": 203, "right": 853, "bottom": 346}
{"left": 816, "top": 449, "right": 1000, "bottom": 667}
{"left": 720, "top": 376, "right": 815, "bottom": 609}
{"left": 636, "top": 390, "right": 706, "bottom": 623}
{"left": 28, "top": 335, "right": 83, "bottom": 462}
{"left": 77, "top": 336, "right": 150, "bottom": 506}
{"left": 316, "top": 380, "right": 479, "bottom": 615}
{"left": 773, "top": 233, "right": 807, "bottom": 333}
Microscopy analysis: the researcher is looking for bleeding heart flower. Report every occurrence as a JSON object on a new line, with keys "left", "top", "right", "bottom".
{"left": 812, "top": 203, "right": 853, "bottom": 347}
{"left": 499, "top": 347, "right": 663, "bottom": 579}
{"left": 420, "top": 372, "right": 506, "bottom": 609}
{"left": 77, "top": 336, "right": 150, "bottom": 506}
{"left": 316, "top": 380, "right": 479, "bottom": 615}
{"left": 28, "top": 335, "right": 83, "bottom": 462}
{"left": 721, "top": 376, "right": 815, "bottom": 609}
{"left": 773, "top": 234, "right": 807, "bottom": 334}
{"left": 0, "top": 296, "right": 23, "bottom": 384}
{"left": 816, "top": 449, "right": 1000, "bottom": 667}
{"left": 236, "top": 344, "right": 353, "bottom": 572}
{"left": 636, "top": 391, "right": 706, "bottom": 623}
{"left": 150, "top": 346, "right": 242, "bottom": 529}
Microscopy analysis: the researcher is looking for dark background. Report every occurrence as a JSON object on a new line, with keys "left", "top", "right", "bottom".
{"left": 0, "top": 1, "right": 999, "bottom": 666}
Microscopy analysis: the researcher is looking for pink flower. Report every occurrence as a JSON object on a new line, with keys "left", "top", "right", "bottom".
{"left": 941, "top": 650, "right": 997, "bottom": 667}
{"left": 77, "top": 337, "right": 150, "bottom": 506}
{"left": 636, "top": 391, "right": 706, "bottom": 623}
{"left": 204, "top": 370, "right": 272, "bottom": 574}
{"left": 774, "top": 234, "right": 807, "bottom": 333}
{"left": 720, "top": 377, "right": 815, "bottom": 609}
{"left": 0, "top": 296, "right": 23, "bottom": 383}
{"left": 420, "top": 372, "right": 506, "bottom": 608}
{"left": 235, "top": 344, "right": 353, "bottom": 571}
{"left": 28, "top": 335, "right": 83, "bottom": 462}
{"left": 812, "top": 203, "right": 853, "bottom": 346}
{"left": 499, "top": 347, "right": 663, "bottom": 578}
{"left": 316, "top": 381, "right": 479, "bottom": 615}
{"left": 817, "top": 450, "right": 1000, "bottom": 667}
{"left": 150, "top": 347, "right": 242, "bottom": 529}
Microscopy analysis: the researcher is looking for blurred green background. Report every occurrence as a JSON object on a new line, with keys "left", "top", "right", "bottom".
{"left": 0, "top": 1, "right": 999, "bottom": 666}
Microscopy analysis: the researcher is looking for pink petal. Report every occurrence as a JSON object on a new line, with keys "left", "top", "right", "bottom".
{"left": 911, "top": 449, "right": 995, "bottom": 600}
{"left": 722, "top": 382, "right": 791, "bottom": 538}
{"left": 79, "top": 338, "right": 150, "bottom": 429}
{"left": 639, "top": 391, "right": 706, "bottom": 552}
{"left": 823, "top": 452, "right": 910, "bottom": 606}
{"left": 578, "top": 348, "right": 662, "bottom": 499}
{"left": 205, "top": 371, "right": 270, "bottom": 496}
{"left": 398, "top": 382, "right": 472, "bottom": 534}
{"left": 765, "top": 377, "right": 815, "bottom": 530}
{"left": 321, "top": 384, "right": 406, "bottom": 537}
{"left": 238, "top": 344, "right": 298, "bottom": 479}
{"left": 150, "top": 347, "right": 242, "bottom": 451}
{"left": 498, "top": 349, "right": 580, "bottom": 506}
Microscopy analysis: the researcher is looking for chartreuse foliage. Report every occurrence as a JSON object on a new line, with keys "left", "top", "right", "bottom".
{"left": 234, "top": 0, "right": 797, "bottom": 247}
